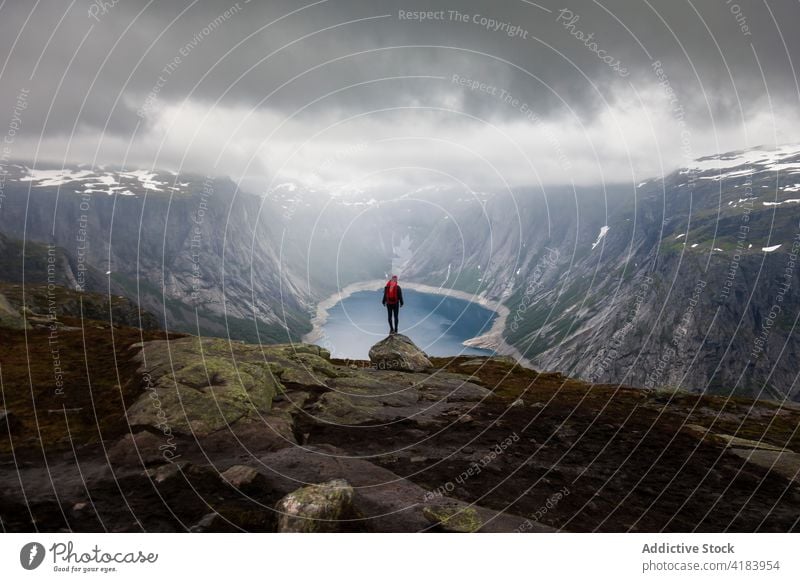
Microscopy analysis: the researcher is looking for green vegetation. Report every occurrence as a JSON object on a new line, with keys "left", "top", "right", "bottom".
{"left": 110, "top": 272, "right": 311, "bottom": 344}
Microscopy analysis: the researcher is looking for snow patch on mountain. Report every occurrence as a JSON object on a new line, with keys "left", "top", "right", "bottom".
{"left": 19, "top": 166, "right": 176, "bottom": 194}
{"left": 20, "top": 168, "right": 95, "bottom": 187}
{"left": 591, "top": 226, "right": 609, "bottom": 250}
{"left": 119, "top": 170, "right": 163, "bottom": 191}
{"left": 688, "top": 144, "right": 800, "bottom": 171}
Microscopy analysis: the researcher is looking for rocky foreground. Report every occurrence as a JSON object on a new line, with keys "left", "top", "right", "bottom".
{"left": 1, "top": 316, "right": 799, "bottom": 532}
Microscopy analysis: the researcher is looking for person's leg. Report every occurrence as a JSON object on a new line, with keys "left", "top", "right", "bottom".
{"left": 391, "top": 304, "right": 399, "bottom": 332}
{"left": 386, "top": 305, "right": 394, "bottom": 333}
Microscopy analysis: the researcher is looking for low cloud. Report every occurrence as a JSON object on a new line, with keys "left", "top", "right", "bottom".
{"left": 2, "top": 0, "right": 798, "bottom": 192}
{"left": 15, "top": 81, "right": 799, "bottom": 192}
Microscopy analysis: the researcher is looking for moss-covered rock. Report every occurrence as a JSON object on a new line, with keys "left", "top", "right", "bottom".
{"left": 289, "top": 352, "right": 342, "bottom": 378}
{"left": 274, "top": 364, "right": 329, "bottom": 391}
{"left": 275, "top": 479, "right": 354, "bottom": 532}
{"left": 260, "top": 343, "right": 342, "bottom": 390}
{"left": 423, "top": 504, "right": 483, "bottom": 532}
{"left": 307, "top": 369, "right": 490, "bottom": 426}
{"left": 368, "top": 333, "right": 432, "bottom": 372}
{"left": 127, "top": 337, "right": 285, "bottom": 436}
{"left": 269, "top": 343, "right": 332, "bottom": 360}
{"left": 310, "top": 392, "right": 382, "bottom": 425}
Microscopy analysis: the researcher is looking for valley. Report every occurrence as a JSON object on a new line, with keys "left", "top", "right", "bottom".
{"left": 2, "top": 143, "right": 800, "bottom": 401}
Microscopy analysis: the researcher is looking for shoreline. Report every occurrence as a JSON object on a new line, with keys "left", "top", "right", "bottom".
{"left": 302, "top": 279, "right": 533, "bottom": 367}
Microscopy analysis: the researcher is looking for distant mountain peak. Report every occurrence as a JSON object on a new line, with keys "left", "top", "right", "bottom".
{"left": 683, "top": 143, "right": 800, "bottom": 180}
{"left": 11, "top": 164, "right": 194, "bottom": 196}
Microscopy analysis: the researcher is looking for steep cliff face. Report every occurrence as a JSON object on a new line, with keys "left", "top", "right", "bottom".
{"left": 476, "top": 146, "right": 800, "bottom": 401}
{"left": 400, "top": 185, "right": 623, "bottom": 300}
{"left": 366, "top": 147, "right": 800, "bottom": 401}
{"left": 3, "top": 144, "right": 800, "bottom": 399}
{"left": 0, "top": 166, "right": 311, "bottom": 342}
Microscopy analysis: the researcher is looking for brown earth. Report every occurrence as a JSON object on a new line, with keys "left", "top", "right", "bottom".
{"left": 1, "top": 305, "right": 799, "bottom": 532}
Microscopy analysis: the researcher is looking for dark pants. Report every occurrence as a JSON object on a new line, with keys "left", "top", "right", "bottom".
{"left": 386, "top": 303, "right": 399, "bottom": 332}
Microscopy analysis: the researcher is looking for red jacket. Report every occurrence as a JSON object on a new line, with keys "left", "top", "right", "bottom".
{"left": 382, "top": 282, "right": 403, "bottom": 306}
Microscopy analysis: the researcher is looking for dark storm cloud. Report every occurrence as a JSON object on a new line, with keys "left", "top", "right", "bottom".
{"left": 0, "top": 0, "right": 798, "bottom": 183}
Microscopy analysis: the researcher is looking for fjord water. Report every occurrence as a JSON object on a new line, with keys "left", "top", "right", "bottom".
{"left": 320, "top": 289, "right": 497, "bottom": 359}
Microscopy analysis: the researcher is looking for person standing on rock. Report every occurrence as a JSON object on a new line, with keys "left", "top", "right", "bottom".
{"left": 382, "top": 275, "right": 403, "bottom": 334}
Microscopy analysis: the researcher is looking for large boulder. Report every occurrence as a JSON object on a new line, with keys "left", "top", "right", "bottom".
{"left": 275, "top": 479, "right": 354, "bottom": 532}
{"left": 309, "top": 370, "right": 489, "bottom": 426}
{"left": 368, "top": 334, "right": 432, "bottom": 372}
{"left": 126, "top": 337, "right": 285, "bottom": 436}
{"left": 256, "top": 445, "right": 550, "bottom": 532}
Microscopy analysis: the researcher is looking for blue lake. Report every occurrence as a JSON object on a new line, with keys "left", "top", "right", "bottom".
{"left": 320, "top": 288, "right": 497, "bottom": 359}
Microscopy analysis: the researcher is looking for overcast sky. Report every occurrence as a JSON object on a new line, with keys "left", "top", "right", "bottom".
{"left": 1, "top": 0, "right": 798, "bottom": 192}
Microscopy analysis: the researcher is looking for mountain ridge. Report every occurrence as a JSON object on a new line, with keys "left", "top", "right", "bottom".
{"left": 3, "top": 143, "right": 800, "bottom": 400}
